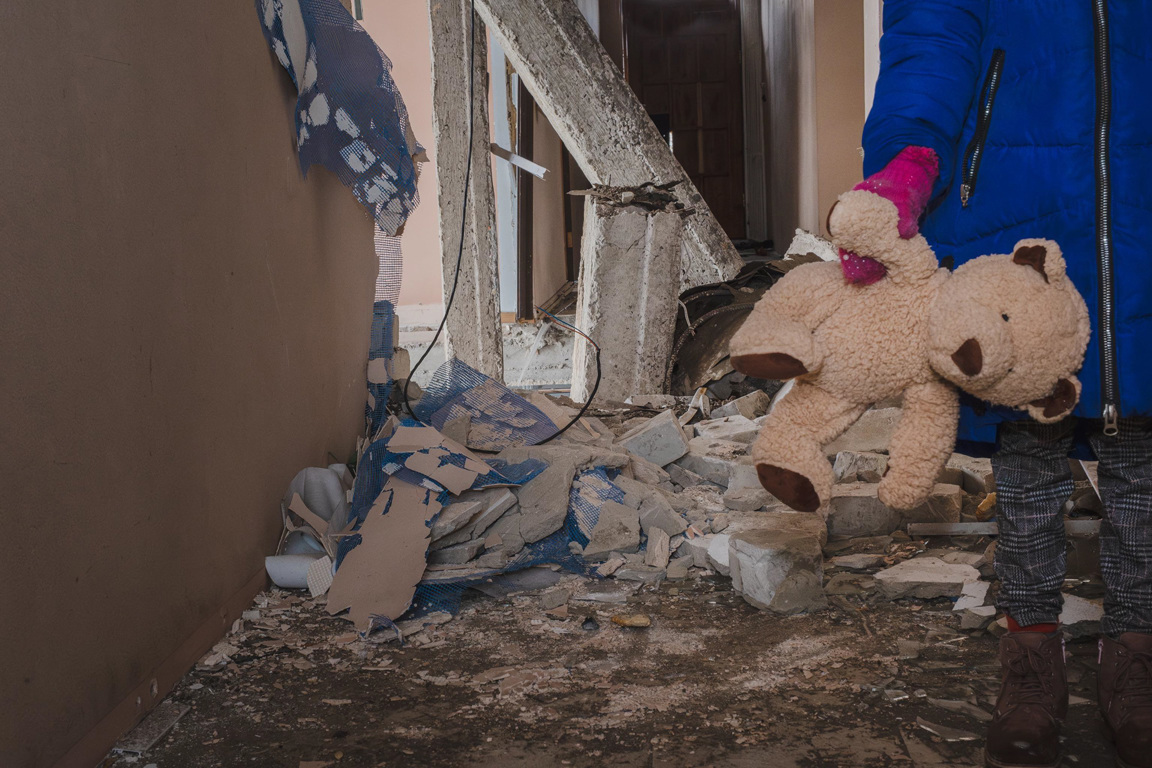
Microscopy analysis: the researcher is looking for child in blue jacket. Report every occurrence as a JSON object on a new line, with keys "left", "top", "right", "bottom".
{"left": 854, "top": 3, "right": 1152, "bottom": 766}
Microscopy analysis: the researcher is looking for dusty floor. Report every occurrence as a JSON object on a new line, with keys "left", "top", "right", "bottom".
{"left": 108, "top": 542, "right": 1115, "bottom": 768}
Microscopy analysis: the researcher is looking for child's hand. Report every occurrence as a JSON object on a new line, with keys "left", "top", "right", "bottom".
{"left": 835, "top": 146, "right": 939, "bottom": 285}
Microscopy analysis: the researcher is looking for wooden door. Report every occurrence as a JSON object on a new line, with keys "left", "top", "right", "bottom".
{"left": 623, "top": 0, "right": 746, "bottom": 239}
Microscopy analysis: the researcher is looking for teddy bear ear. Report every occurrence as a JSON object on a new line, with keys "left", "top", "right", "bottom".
{"left": 1012, "top": 239, "right": 1067, "bottom": 283}
{"left": 1026, "top": 376, "right": 1080, "bottom": 423}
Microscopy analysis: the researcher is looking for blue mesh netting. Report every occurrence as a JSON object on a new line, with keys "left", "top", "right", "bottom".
{"left": 413, "top": 359, "right": 561, "bottom": 451}
{"left": 256, "top": 0, "right": 422, "bottom": 237}
{"left": 366, "top": 300, "right": 395, "bottom": 433}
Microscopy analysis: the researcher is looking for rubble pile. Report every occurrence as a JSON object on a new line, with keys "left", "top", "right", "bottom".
{"left": 260, "top": 377, "right": 1104, "bottom": 648}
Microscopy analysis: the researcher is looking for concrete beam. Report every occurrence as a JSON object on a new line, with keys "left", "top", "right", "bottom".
{"left": 571, "top": 196, "right": 682, "bottom": 402}
{"left": 427, "top": 0, "right": 504, "bottom": 381}
{"left": 473, "top": 0, "right": 742, "bottom": 289}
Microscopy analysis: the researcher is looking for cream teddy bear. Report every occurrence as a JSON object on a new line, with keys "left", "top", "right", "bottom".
{"left": 729, "top": 189, "right": 1091, "bottom": 513}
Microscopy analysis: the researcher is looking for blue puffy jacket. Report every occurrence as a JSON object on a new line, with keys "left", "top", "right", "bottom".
{"left": 862, "top": 0, "right": 1151, "bottom": 451}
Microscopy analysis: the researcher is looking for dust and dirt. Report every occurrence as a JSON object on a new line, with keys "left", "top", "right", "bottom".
{"left": 106, "top": 561, "right": 1114, "bottom": 768}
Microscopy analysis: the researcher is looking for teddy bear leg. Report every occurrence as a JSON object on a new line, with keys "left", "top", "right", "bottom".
{"left": 877, "top": 380, "right": 959, "bottom": 510}
{"left": 751, "top": 383, "right": 867, "bottom": 512}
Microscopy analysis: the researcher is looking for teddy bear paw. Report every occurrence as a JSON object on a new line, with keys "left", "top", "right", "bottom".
{"left": 757, "top": 463, "right": 823, "bottom": 513}
{"left": 877, "top": 476, "right": 930, "bottom": 512}
{"left": 732, "top": 352, "right": 810, "bottom": 381}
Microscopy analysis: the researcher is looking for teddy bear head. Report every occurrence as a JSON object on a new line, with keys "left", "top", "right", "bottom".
{"left": 926, "top": 239, "right": 1091, "bottom": 422}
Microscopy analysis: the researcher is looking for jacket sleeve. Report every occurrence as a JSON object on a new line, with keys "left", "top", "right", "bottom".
{"left": 862, "top": 0, "right": 988, "bottom": 200}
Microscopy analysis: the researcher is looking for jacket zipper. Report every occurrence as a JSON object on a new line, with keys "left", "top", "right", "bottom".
{"left": 1093, "top": 0, "right": 1120, "bottom": 435}
{"left": 961, "top": 49, "right": 1006, "bottom": 207}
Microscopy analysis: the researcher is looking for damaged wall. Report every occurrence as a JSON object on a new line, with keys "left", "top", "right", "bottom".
{"left": 0, "top": 2, "right": 378, "bottom": 766}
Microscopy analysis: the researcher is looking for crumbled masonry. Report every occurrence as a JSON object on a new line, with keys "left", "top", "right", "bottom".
{"left": 131, "top": 378, "right": 1114, "bottom": 767}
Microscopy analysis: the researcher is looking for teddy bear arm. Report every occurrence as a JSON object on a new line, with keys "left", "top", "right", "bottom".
{"left": 730, "top": 264, "right": 842, "bottom": 380}
{"left": 877, "top": 380, "right": 960, "bottom": 511}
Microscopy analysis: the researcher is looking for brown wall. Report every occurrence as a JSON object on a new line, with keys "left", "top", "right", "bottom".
{"left": 0, "top": 3, "right": 378, "bottom": 767}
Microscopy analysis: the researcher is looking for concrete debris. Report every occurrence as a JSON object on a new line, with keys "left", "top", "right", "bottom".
{"left": 514, "top": 457, "right": 578, "bottom": 544}
{"left": 939, "top": 453, "right": 996, "bottom": 494}
{"left": 706, "top": 534, "right": 732, "bottom": 576}
{"left": 941, "top": 551, "right": 985, "bottom": 567}
{"left": 874, "top": 558, "right": 982, "bottom": 600}
{"left": 709, "top": 390, "right": 772, "bottom": 421}
{"left": 626, "top": 393, "right": 677, "bottom": 409}
{"left": 666, "top": 462, "right": 713, "bottom": 489}
{"left": 959, "top": 605, "right": 997, "bottom": 630}
{"left": 827, "top": 484, "right": 901, "bottom": 538}
{"left": 830, "top": 553, "right": 885, "bottom": 571}
{"left": 685, "top": 535, "right": 713, "bottom": 569}
{"left": 723, "top": 487, "right": 771, "bottom": 512}
{"left": 613, "top": 564, "right": 667, "bottom": 583}
{"left": 427, "top": 539, "right": 486, "bottom": 566}
{"left": 638, "top": 493, "right": 688, "bottom": 537}
{"left": 832, "top": 451, "right": 889, "bottom": 484}
{"left": 693, "top": 415, "right": 760, "bottom": 444}
{"left": 644, "top": 527, "right": 671, "bottom": 568}
{"left": 538, "top": 587, "right": 571, "bottom": 611}
{"left": 616, "top": 409, "right": 689, "bottom": 467}
{"left": 905, "top": 484, "right": 963, "bottom": 527}
{"left": 628, "top": 455, "right": 671, "bottom": 486}
{"left": 824, "top": 407, "right": 902, "bottom": 456}
{"left": 666, "top": 556, "right": 691, "bottom": 580}
{"left": 1060, "top": 594, "right": 1104, "bottom": 639}
{"left": 674, "top": 437, "right": 751, "bottom": 488}
{"left": 729, "top": 529, "right": 827, "bottom": 614}
{"left": 581, "top": 500, "right": 641, "bottom": 561}
{"left": 827, "top": 482, "right": 961, "bottom": 538}
{"left": 595, "top": 554, "right": 627, "bottom": 577}
{"left": 709, "top": 513, "right": 731, "bottom": 533}
{"left": 952, "top": 581, "right": 991, "bottom": 612}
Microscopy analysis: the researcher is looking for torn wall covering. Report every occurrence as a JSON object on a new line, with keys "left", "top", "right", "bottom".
{"left": 256, "top": 0, "right": 424, "bottom": 237}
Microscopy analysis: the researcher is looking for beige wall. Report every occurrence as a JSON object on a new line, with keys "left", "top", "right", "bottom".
{"left": 764, "top": 0, "right": 867, "bottom": 250}
{"left": 361, "top": 0, "right": 445, "bottom": 310}
{"left": 0, "top": 2, "right": 378, "bottom": 766}
{"left": 813, "top": 0, "right": 865, "bottom": 236}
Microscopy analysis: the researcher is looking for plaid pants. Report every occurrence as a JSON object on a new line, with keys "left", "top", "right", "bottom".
{"left": 993, "top": 418, "right": 1152, "bottom": 636}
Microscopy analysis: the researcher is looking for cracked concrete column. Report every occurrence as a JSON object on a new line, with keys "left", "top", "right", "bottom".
{"left": 427, "top": 0, "right": 504, "bottom": 381}
{"left": 571, "top": 193, "right": 683, "bottom": 402}
{"left": 473, "top": 0, "right": 741, "bottom": 290}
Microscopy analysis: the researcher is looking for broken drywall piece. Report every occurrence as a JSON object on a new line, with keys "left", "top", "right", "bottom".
{"left": 405, "top": 448, "right": 479, "bottom": 495}
{"left": 327, "top": 478, "right": 442, "bottom": 630}
{"left": 306, "top": 555, "right": 334, "bottom": 598}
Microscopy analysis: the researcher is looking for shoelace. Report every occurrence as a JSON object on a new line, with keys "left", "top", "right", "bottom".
{"left": 1004, "top": 645, "right": 1053, "bottom": 707}
{"left": 1118, "top": 650, "right": 1152, "bottom": 709}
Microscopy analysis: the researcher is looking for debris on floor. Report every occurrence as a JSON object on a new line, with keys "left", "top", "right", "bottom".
{"left": 118, "top": 374, "right": 1112, "bottom": 767}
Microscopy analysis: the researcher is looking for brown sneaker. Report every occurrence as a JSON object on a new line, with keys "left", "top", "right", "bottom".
{"left": 985, "top": 631, "right": 1067, "bottom": 768}
{"left": 1099, "top": 633, "right": 1152, "bottom": 768}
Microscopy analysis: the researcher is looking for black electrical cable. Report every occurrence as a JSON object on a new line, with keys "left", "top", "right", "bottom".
{"left": 398, "top": 0, "right": 601, "bottom": 448}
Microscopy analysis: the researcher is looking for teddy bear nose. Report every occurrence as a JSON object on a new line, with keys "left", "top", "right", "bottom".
{"left": 952, "top": 338, "right": 983, "bottom": 377}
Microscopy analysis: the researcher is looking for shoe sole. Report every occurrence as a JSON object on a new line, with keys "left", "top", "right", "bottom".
{"left": 984, "top": 748, "right": 1063, "bottom": 768}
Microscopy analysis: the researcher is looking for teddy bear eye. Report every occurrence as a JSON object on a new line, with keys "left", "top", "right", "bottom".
{"left": 1002, "top": 313, "right": 1010, "bottom": 322}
